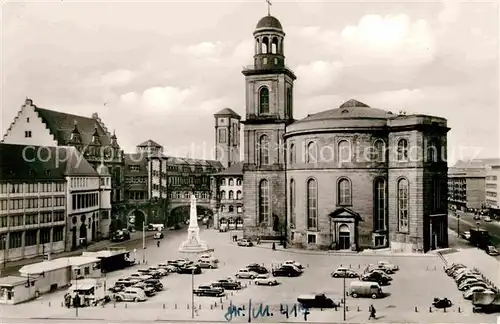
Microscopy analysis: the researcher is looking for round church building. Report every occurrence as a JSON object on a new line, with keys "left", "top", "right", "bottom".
{"left": 284, "top": 99, "right": 450, "bottom": 253}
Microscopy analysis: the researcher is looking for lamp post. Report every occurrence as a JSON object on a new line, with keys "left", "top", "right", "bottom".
{"left": 142, "top": 221, "right": 146, "bottom": 264}
{"left": 191, "top": 268, "right": 195, "bottom": 318}
{"left": 341, "top": 269, "right": 347, "bottom": 321}
{"left": 457, "top": 214, "right": 460, "bottom": 238}
{"left": 73, "top": 266, "right": 80, "bottom": 317}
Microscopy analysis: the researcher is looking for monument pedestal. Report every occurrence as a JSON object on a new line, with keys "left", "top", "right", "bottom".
{"left": 178, "top": 194, "right": 210, "bottom": 259}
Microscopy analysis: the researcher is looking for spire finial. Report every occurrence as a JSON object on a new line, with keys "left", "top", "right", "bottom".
{"left": 266, "top": 0, "right": 272, "bottom": 16}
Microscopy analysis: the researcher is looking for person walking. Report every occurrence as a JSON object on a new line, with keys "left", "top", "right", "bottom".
{"left": 272, "top": 242, "right": 276, "bottom": 251}
{"left": 368, "top": 304, "right": 376, "bottom": 320}
{"left": 157, "top": 240, "right": 160, "bottom": 247}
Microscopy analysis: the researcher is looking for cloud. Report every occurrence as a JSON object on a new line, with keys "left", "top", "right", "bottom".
{"left": 99, "top": 69, "right": 136, "bottom": 86}
{"left": 171, "top": 41, "right": 224, "bottom": 57}
{"left": 294, "top": 61, "right": 344, "bottom": 95}
{"left": 120, "top": 86, "right": 192, "bottom": 112}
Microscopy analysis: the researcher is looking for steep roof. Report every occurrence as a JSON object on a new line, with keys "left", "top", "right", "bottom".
{"left": 33, "top": 106, "right": 113, "bottom": 147}
{"left": 214, "top": 108, "right": 241, "bottom": 118}
{"left": 215, "top": 161, "right": 243, "bottom": 176}
{"left": 0, "top": 143, "right": 97, "bottom": 181}
{"left": 137, "top": 139, "right": 163, "bottom": 148}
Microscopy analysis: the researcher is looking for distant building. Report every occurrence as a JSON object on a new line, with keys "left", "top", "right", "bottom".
{"left": 214, "top": 108, "right": 241, "bottom": 168}
{"left": 213, "top": 162, "right": 244, "bottom": 230}
{"left": 448, "top": 159, "right": 500, "bottom": 212}
{"left": 485, "top": 164, "right": 500, "bottom": 216}
{"left": 121, "top": 141, "right": 224, "bottom": 229}
{"left": 2, "top": 98, "right": 125, "bottom": 210}
{"left": 0, "top": 143, "right": 111, "bottom": 263}
{"left": 238, "top": 14, "right": 450, "bottom": 252}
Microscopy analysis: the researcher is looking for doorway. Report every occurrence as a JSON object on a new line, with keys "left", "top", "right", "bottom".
{"left": 338, "top": 224, "right": 350, "bottom": 250}
{"left": 71, "top": 227, "right": 77, "bottom": 249}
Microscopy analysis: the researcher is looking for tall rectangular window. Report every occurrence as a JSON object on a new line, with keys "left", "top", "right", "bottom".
{"left": 258, "top": 179, "right": 269, "bottom": 224}
{"left": 374, "top": 178, "right": 386, "bottom": 231}
{"left": 218, "top": 128, "right": 227, "bottom": 143}
{"left": 307, "top": 179, "right": 317, "bottom": 229}
{"left": 290, "top": 179, "right": 296, "bottom": 227}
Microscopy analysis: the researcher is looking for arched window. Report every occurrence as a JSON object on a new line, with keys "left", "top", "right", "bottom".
{"left": 184, "top": 192, "right": 190, "bottom": 199}
{"left": 229, "top": 205, "right": 234, "bottom": 212}
{"left": 427, "top": 139, "right": 438, "bottom": 163}
{"left": 374, "top": 178, "right": 386, "bottom": 231}
{"left": 236, "top": 190, "right": 242, "bottom": 199}
{"left": 373, "top": 140, "right": 386, "bottom": 162}
{"left": 397, "top": 178, "right": 409, "bottom": 232}
{"left": 261, "top": 37, "right": 269, "bottom": 54}
{"left": 290, "top": 179, "right": 296, "bottom": 227}
{"left": 397, "top": 139, "right": 409, "bottom": 161}
{"left": 337, "top": 178, "right": 352, "bottom": 206}
{"left": 228, "top": 190, "right": 234, "bottom": 200}
{"left": 259, "top": 87, "right": 269, "bottom": 114}
{"left": 307, "top": 179, "right": 317, "bottom": 229}
{"left": 220, "top": 190, "right": 226, "bottom": 200}
{"left": 338, "top": 140, "right": 351, "bottom": 163}
{"left": 306, "top": 141, "right": 317, "bottom": 163}
{"left": 271, "top": 37, "right": 278, "bottom": 54}
{"left": 258, "top": 179, "right": 270, "bottom": 224}
{"left": 236, "top": 178, "right": 242, "bottom": 186}
{"left": 220, "top": 178, "right": 225, "bottom": 186}
{"left": 229, "top": 178, "right": 234, "bottom": 186}
{"left": 259, "top": 135, "right": 270, "bottom": 165}
{"left": 289, "top": 143, "right": 296, "bottom": 164}
{"left": 220, "top": 205, "right": 225, "bottom": 212}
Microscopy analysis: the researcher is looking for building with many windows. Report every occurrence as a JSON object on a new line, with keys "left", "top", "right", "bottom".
{"left": 214, "top": 108, "right": 241, "bottom": 168}
{"left": 213, "top": 162, "right": 244, "bottom": 230}
{"left": 485, "top": 164, "right": 500, "bottom": 216}
{"left": 0, "top": 143, "right": 109, "bottom": 263}
{"left": 2, "top": 98, "right": 125, "bottom": 211}
{"left": 239, "top": 14, "right": 450, "bottom": 252}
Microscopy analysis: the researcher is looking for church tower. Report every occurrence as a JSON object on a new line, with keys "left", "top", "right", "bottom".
{"left": 242, "top": 12, "right": 296, "bottom": 237}
{"left": 214, "top": 108, "right": 241, "bottom": 168}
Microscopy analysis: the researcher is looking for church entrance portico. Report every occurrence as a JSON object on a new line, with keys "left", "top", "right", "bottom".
{"left": 329, "top": 207, "right": 363, "bottom": 251}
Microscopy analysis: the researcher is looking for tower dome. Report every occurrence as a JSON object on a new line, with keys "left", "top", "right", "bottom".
{"left": 255, "top": 15, "right": 283, "bottom": 31}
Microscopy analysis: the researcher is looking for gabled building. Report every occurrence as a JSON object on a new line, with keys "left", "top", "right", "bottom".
{"left": 212, "top": 162, "right": 244, "bottom": 230}
{"left": 2, "top": 98, "right": 125, "bottom": 209}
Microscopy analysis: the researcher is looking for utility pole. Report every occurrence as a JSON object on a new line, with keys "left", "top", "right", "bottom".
{"left": 342, "top": 269, "right": 346, "bottom": 321}
{"left": 457, "top": 214, "right": 460, "bottom": 237}
{"left": 142, "top": 221, "right": 146, "bottom": 264}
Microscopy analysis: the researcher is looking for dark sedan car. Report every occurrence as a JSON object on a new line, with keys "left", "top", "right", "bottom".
{"left": 144, "top": 279, "right": 163, "bottom": 291}
{"left": 193, "top": 285, "right": 225, "bottom": 297}
{"left": 247, "top": 264, "right": 269, "bottom": 274}
{"left": 212, "top": 279, "right": 242, "bottom": 290}
{"left": 178, "top": 265, "right": 202, "bottom": 275}
{"left": 272, "top": 265, "right": 301, "bottom": 277}
{"left": 360, "top": 271, "right": 391, "bottom": 285}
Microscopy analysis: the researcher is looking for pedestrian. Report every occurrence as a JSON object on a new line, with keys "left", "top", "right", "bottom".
{"left": 157, "top": 240, "right": 160, "bottom": 247}
{"left": 368, "top": 304, "right": 376, "bottom": 320}
{"left": 272, "top": 242, "right": 276, "bottom": 250}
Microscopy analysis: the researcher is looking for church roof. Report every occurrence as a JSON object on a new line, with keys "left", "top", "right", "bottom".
{"left": 137, "top": 139, "right": 162, "bottom": 148}
{"left": 34, "top": 106, "right": 114, "bottom": 147}
{"left": 214, "top": 108, "right": 241, "bottom": 118}
{"left": 256, "top": 15, "right": 283, "bottom": 30}
{"left": 0, "top": 143, "right": 97, "bottom": 181}
{"left": 215, "top": 161, "right": 244, "bottom": 176}
{"left": 301, "top": 99, "right": 394, "bottom": 122}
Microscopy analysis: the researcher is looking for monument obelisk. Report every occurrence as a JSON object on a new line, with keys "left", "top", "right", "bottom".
{"left": 178, "top": 194, "right": 208, "bottom": 257}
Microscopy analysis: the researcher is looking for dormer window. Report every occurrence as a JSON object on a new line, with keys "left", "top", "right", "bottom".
{"left": 91, "top": 127, "right": 100, "bottom": 145}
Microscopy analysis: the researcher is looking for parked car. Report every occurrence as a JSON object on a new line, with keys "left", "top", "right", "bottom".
{"left": 254, "top": 274, "right": 279, "bottom": 286}
{"left": 366, "top": 263, "right": 394, "bottom": 275}
{"left": 144, "top": 279, "right": 163, "bottom": 291}
{"left": 116, "top": 278, "right": 141, "bottom": 287}
{"left": 148, "top": 267, "right": 168, "bottom": 276}
{"left": 432, "top": 298, "right": 452, "bottom": 308}
{"left": 114, "top": 287, "right": 147, "bottom": 302}
{"left": 484, "top": 216, "right": 492, "bottom": 222}
{"left": 297, "top": 293, "right": 338, "bottom": 308}
{"left": 198, "top": 260, "right": 218, "bottom": 269}
{"left": 178, "top": 265, "right": 202, "bottom": 274}
{"left": 360, "top": 271, "right": 391, "bottom": 286}
{"left": 132, "top": 282, "right": 156, "bottom": 297}
{"left": 272, "top": 265, "right": 301, "bottom": 277}
{"left": 283, "top": 260, "right": 303, "bottom": 269}
{"left": 331, "top": 267, "right": 359, "bottom": 278}
{"left": 237, "top": 239, "right": 254, "bottom": 247}
{"left": 446, "top": 264, "right": 467, "bottom": 276}
{"left": 377, "top": 261, "right": 399, "bottom": 271}
{"left": 349, "top": 281, "right": 383, "bottom": 299}
{"left": 154, "top": 232, "right": 164, "bottom": 239}
{"left": 486, "top": 246, "right": 499, "bottom": 256}
{"left": 464, "top": 287, "right": 495, "bottom": 300}
{"left": 246, "top": 264, "right": 269, "bottom": 274}
{"left": 212, "top": 278, "right": 242, "bottom": 290}
{"left": 108, "top": 285, "right": 125, "bottom": 293}
{"left": 199, "top": 254, "right": 219, "bottom": 263}
{"left": 193, "top": 285, "right": 225, "bottom": 297}
{"left": 459, "top": 281, "right": 488, "bottom": 292}
{"left": 235, "top": 268, "right": 258, "bottom": 279}
{"left": 158, "top": 263, "right": 178, "bottom": 273}
{"left": 461, "top": 231, "right": 471, "bottom": 240}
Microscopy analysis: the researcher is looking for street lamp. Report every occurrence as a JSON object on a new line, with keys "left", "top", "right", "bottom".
{"left": 457, "top": 214, "right": 460, "bottom": 238}
{"left": 72, "top": 266, "right": 81, "bottom": 317}
{"left": 142, "top": 221, "right": 146, "bottom": 264}
{"left": 2, "top": 237, "right": 6, "bottom": 269}
{"left": 341, "top": 269, "right": 347, "bottom": 321}
{"left": 191, "top": 268, "right": 195, "bottom": 318}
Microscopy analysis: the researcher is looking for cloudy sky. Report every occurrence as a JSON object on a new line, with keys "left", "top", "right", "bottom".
{"left": 2, "top": 0, "right": 498, "bottom": 164}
